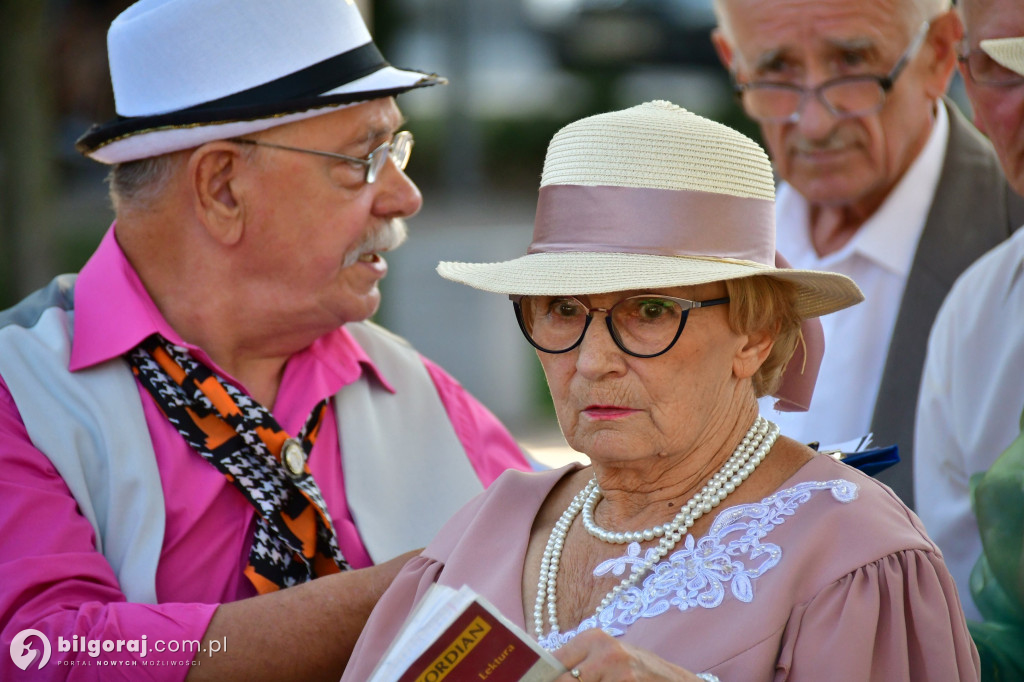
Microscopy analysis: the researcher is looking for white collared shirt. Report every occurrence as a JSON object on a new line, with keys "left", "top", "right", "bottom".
{"left": 915, "top": 225, "right": 1024, "bottom": 621}
{"left": 759, "top": 104, "right": 949, "bottom": 448}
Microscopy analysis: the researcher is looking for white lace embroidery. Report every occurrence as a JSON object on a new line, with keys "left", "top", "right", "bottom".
{"left": 538, "top": 479, "right": 858, "bottom": 650}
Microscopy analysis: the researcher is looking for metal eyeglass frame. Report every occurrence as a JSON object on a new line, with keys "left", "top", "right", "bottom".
{"left": 510, "top": 294, "right": 731, "bottom": 359}
{"left": 957, "top": 46, "right": 1024, "bottom": 86}
{"left": 229, "top": 130, "right": 413, "bottom": 184}
{"left": 732, "top": 20, "right": 931, "bottom": 123}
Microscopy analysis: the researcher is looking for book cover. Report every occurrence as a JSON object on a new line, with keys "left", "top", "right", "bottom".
{"left": 368, "top": 585, "right": 564, "bottom": 682}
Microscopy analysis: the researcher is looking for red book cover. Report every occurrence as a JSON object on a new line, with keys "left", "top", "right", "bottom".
{"left": 394, "top": 595, "right": 560, "bottom": 682}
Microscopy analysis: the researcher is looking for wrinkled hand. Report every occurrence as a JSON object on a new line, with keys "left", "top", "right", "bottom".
{"left": 551, "top": 629, "right": 707, "bottom": 682}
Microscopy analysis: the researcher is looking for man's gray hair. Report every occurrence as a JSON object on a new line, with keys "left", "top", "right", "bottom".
{"left": 714, "top": 0, "right": 952, "bottom": 39}
{"left": 106, "top": 155, "right": 178, "bottom": 211}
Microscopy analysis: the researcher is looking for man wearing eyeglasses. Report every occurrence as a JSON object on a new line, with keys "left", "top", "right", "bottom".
{"left": 914, "top": 0, "right": 1024, "bottom": 636}
{"left": 0, "top": 0, "right": 530, "bottom": 679}
{"left": 710, "top": 0, "right": 1024, "bottom": 509}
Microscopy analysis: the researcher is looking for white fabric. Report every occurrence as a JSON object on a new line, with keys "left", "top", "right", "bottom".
{"left": 340, "top": 322, "right": 483, "bottom": 563}
{"left": 88, "top": 0, "right": 442, "bottom": 164}
{"left": 760, "top": 104, "right": 949, "bottom": 447}
{"left": 109, "top": 0, "right": 372, "bottom": 116}
{"left": 915, "top": 225, "right": 1024, "bottom": 621}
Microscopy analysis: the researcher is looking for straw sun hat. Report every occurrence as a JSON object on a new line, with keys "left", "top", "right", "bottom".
{"left": 980, "top": 37, "right": 1024, "bottom": 77}
{"left": 76, "top": 0, "right": 444, "bottom": 164}
{"left": 437, "top": 100, "right": 863, "bottom": 321}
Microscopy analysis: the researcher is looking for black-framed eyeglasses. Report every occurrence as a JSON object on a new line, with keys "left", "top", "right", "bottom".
{"left": 733, "top": 20, "right": 931, "bottom": 123}
{"left": 511, "top": 294, "right": 731, "bottom": 359}
{"left": 229, "top": 130, "right": 413, "bottom": 184}
{"left": 958, "top": 46, "right": 1024, "bottom": 86}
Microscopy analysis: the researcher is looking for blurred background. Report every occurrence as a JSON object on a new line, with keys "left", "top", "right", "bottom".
{"left": 0, "top": 0, "right": 969, "bottom": 465}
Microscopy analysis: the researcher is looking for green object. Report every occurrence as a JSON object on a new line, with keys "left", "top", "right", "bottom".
{"left": 968, "top": 404, "right": 1024, "bottom": 681}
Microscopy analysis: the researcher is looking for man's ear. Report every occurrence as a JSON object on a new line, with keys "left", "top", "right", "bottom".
{"left": 733, "top": 325, "right": 775, "bottom": 381}
{"left": 189, "top": 142, "right": 247, "bottom": 246}
{"left": 922, "top": 10, "right": 964, "bottom": 99}
{"left": 711, "top": 27, "right": 737, "bottom": 73}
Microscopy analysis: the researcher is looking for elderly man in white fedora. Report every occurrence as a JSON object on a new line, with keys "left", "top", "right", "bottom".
{"left": 342, "top": 101, "right": 979, "bottom": 682}
{"left": 914, "top": 0, "right": 1024, "bottom": 669}
{"left": 0, "top": 0, "right": 530, "bottom": 679}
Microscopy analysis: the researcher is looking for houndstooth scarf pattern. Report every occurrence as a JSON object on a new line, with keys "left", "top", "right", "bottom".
{"left": 126, "top": 335, "right": 348, "bottom": 592}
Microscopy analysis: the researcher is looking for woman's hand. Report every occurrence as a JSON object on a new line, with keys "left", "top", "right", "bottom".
{"left": 551, "top": 628, "right": 711, "bottom": 682}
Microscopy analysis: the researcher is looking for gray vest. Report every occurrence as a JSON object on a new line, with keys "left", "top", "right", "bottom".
{"left": 0, "top": 276, "right": 482, "bottom": 602}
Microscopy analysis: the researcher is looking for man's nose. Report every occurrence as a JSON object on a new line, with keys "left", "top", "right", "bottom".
{"left": 372, "top": 160, "right": 423, "bottom": 220}
{"left": 792, "top": 89, "right": 840, "bottom": 139}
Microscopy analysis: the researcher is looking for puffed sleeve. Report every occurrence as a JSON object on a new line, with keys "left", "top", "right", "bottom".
{"left": 777, "top": 549, "right": 979, "bottom": 681}
{"left": 341, "top": 555, "right": 443, "bottom": 681}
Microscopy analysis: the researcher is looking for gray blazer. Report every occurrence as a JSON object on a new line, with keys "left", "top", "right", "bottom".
{"left": 872, "top": 99, "right": 1024, "bottom": 509}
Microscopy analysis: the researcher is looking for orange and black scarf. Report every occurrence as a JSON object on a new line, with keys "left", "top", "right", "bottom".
{"left": 126, "top": 335, "right": 348, "bottom": 593}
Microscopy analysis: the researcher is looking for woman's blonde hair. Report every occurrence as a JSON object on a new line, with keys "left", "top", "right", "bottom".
{"left": 725, "top": 275, "right": 804, "bottom": 398}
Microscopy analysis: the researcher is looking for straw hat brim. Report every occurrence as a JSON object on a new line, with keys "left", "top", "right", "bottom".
{"left": 437, "top": 252, "right": 864, "bottom": 320}
{"left": 981, "top": 37, "right": 1024, "bottom": 77}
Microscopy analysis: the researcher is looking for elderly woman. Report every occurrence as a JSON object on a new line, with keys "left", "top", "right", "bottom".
{"left": 341, "top": 102, "right": 978, "bottom": 681}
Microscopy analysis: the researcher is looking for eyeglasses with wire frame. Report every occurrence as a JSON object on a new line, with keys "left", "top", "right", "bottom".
{"left": 229, "top": 130, "right": 413, "bottom": 184}
{"left": 958, "top": 46, "right": 1024, "bottom": 86}
{"left": 511, "top": 294, "right": 731, "bottom": 359}
{"left": 733, "top": 20, "right": 931, "bottom": 123}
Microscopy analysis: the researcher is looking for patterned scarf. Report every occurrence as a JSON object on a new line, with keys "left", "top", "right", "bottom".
{"left": 126, "top": 334, "right": 348, "bottom": 593}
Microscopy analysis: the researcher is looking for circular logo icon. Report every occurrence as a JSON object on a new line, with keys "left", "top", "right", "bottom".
{"left": 10, "top": 629, "right": 51, "bottom": 670}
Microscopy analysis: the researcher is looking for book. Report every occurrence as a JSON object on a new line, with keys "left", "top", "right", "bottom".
{"left": 808, "top": 433, "right": 900, "bottom": 477}
{"left": 367, "top": 584, "right": 566, "bottom": 682}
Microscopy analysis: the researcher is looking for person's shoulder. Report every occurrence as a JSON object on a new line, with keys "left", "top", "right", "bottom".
{"left": 943, "top": 97, "right": 999, "bottom": 160}
{"left": 764, "top": 455, "right": 949, "bottom": 605}
{"left": 0, "top": 275, "right": 77, "bottom": 331}
{"left": 790, "top": 455, "right": 936, "bottom": 553}
{"left": 476, "top": 464, "right": 579, "bottom": 506}
{"left": 937, "top": 226, "right": 1024, "bottom": 328}
{"left": 957, "top": 225, "right": 1024, "bottom": 293}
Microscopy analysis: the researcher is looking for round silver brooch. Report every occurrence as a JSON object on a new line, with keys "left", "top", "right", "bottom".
{"left": 282, "top": 438, "right": 307, "bottom": 477}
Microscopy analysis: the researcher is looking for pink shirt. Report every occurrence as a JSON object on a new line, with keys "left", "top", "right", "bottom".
{"left": 0, "top": 226, "right": 530, "bottom": 680}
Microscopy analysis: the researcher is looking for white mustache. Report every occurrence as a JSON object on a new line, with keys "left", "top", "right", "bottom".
{"left": 790, "top": 133, "right": 851, "bottom": 154}
{"left": 342, "top": 218, "right": 408, "bottom": 267}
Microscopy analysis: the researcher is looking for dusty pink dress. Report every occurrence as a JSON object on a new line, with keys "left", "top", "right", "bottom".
{"left": 343, "top": 455, "right": 979, "bottom": 681}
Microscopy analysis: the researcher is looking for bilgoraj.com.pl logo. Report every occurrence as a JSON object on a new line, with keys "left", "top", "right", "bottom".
{"left": 9, "top": 629, "right": 51, "bottom": 670}
{"left": 9, "top": 629, "right": 226, "bottom": 671}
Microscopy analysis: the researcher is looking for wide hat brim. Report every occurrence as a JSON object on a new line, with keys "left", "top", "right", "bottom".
{"left": 76, "top": 66, "right": 443, "bottom": 164}
{"left": 981, "top": 37, "right": 1024, "bottom": 77}
{"left": 438, "top": 251, "right": 864, "bottom": 320}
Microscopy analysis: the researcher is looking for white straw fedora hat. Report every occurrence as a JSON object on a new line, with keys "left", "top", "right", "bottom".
{"left": 438, "top": 100, "right": 863, "bottom": 320}
{"left": 980, "top": 37, "right": 1024, "bottom": 77}
{"left": 76, "top": 0, "right": 445, "bottom": 164}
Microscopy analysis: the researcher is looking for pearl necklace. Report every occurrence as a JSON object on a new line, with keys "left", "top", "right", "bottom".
{"left": 533, "top": 416, "right": 780, "bottom": 642}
